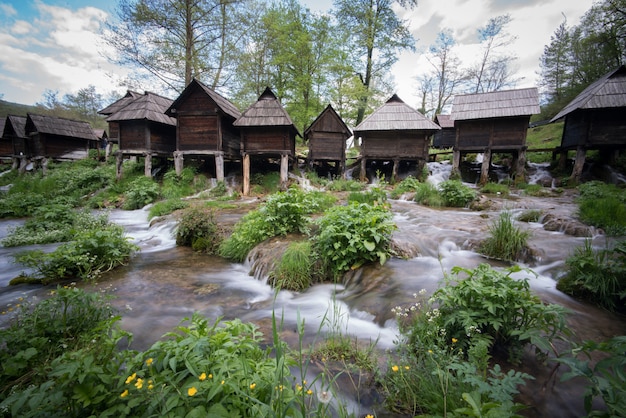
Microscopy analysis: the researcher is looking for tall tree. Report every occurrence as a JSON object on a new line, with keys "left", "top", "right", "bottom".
{"left": 468, "top": 14, "right": 519, "bottom": 93}
{"left": 418, "top": 29, "right": 467, "bottom": 118}
{"left": 104, "top": 0, "right": 251, "bottom": 94}
{"left": 334, "top": 0, "right": 417, "bottom": 127}
{"left": 539, "top": 19, "right": 573, "bottom": 105}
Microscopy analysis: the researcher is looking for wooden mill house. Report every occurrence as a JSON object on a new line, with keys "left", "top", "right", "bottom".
{"left": 550, "top": 65, "right": 626, "bottom": 183}
{"left": 165, "top": 79, "right": 242, "bottom": 181}
{"left": 304, "top": 104, "right": 352, "bottom": 178}
{"left": 353, "top": 94, "right": 440, "bottom": 182}
{"left": 233, "top": 87, "right": 299, "bottom": 195}
{"left": 449, "top": 87, "right": 540, "bottom": 184}
{"left": 98, "top": 90, "right": 142, "bottom": 160}
{"left": 104, "top": 91, "right": 176, "bottom": 179}
{"left": 432, "top": 114, "right": 455, "bottom": 150}
{"left": 24, "top": 113, "right": 99, "bottom": 173}
{"left": 2, "top": 115, "right": 28, "bottom": 171}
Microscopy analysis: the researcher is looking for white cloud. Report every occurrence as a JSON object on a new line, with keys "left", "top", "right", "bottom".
{"left": 10, "top": 20, "right": 33, "bottom": 36}
{"left": 0, "top": 3, "right": 17, "bottom": 17}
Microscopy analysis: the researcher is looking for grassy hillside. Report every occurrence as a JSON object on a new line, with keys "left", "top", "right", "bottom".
{"left": 0, "top": 99, "right": 39, "bottom": 119}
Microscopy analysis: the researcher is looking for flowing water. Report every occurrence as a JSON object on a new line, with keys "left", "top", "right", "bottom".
{"left": 1, "top": 163, "right": 625, "bottom": 417}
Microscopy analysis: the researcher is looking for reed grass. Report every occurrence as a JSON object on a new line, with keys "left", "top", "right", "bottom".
{"left": 479, "top": 211, "right": 531, "bottom": 261}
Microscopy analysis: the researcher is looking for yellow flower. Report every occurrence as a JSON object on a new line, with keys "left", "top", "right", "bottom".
{"left": 125, "top": 372, "right": 136, "bottom": 384}
{"left": 120, "top": 389, "right": 129, "bottom": 398}
{"left": 428, "top": 349, "right": 433, "bottom": 354}
{"left": 199, "top": 372, "right": 207, "bottom": 381}
{"left": 366, "top": 415, "right": 374, "bottom": 418}
{"left": 296, "top": 384, "right": 302, "bottom": 392}
{"left": 135, "top": 378, "right": 144, "bottom": 389}
{"left": 391, "top": 365, "right": 399, "bottom": 372}
{"left": 208, "top": 374, "right": 213, "bottom": 379}
{"left": 188, "top": 386, "right": 198, "bottom": 396}
{"left": 404, "top": 366, "right": 410, "bottom": 370}
{"left": 221, "top": 380, "right": 225, "bottom": 385}
{"left": 250, "top": 383, "right": 256, "bottom": 390}
{"left": 306, "top": 389, "right": 313, "bottom": 395}
{"left": 145, "top": 358, "right": 153, "bottom": 366}
{"left": 452, "top": 337, "right": 458, "bottom": 344}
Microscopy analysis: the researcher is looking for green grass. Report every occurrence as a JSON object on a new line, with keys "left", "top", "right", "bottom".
{"left": 479, "top": 211, "right": 531, "bottom": 262}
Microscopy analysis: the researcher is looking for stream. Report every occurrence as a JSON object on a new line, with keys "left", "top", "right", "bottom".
{"left": 1, "top": 161, "right": 625, "bottom": 417}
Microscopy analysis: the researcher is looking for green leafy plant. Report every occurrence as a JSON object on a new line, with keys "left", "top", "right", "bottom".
{"left": 479, "top": 211, "right": 532, "bottom": 262}
{"left": 325, "top": 178, "right": 365, "bottom": 192}
{"left": 480, "top": 182, "right": 510, "bottom": 196}
{"left": 557, "top": 240, "right": 626, "bottom": 311}
{"left": 517, "top": 209, "right": 543, "bottom": 223}
{"left": 122, "top": 176, "right": 160, "bottom": 210}
{"left": 268, "top": 241, "right": 315, "bottom": 291}
{"left": 390, "top": 176, "right": 421, "bottom": 199}
{"left": 347, "top": 187, "right": 387, "bottom": 205}
{"left": 175, "top": 205, "right": 224, "bottom": 254}
{"left": 414, "top": 182, "right": 444, "bottom": 207}
{"left": 439, "top": 180, "right": 477, "bottom": 207}
{"left": 577, "top": 181, "right": 626, "bottom": 235}
{"left": 148, "top": 199, "right": 189, "bottom": 219}
{"left": 313, "top": 202, "right": 396, "bottom": 277}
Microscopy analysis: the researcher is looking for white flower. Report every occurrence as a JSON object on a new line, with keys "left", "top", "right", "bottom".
{"left": 317, "top": 390, "right": 332, "bottom": 404}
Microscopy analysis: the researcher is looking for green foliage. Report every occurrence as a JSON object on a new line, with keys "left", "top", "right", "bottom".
{"left": 160, "top": 167, "right": 197, "bottom": 199}
{"left": 429, "top": 264, "right": 567, "bottom": 363}
{"left": 390, "top": 176, "right": 421, "bottom": 199}
{"left": 557, "top": 240, "right": 626, "bottom": 311}
{"left": 347, "top": 187, "right": 387, "bottom": 205}
{"left": 479, "top": 211, "right": 532, "bottom": 262}
{"left": 268, "top": 241, "right": 315, "bottom": 291}
{"left": 325, "top": 178, "right": 365, "bottom": 192}
{"left": 123, "top": 176, "right": 160, "bottom": 210}
{"left": 219, "top": 188, "right": 313, "bottom": 262}
{"left": 517, "top": 209, "right": 543, "bottom": 223}
{"left": 2, "top": 203, "right": 77, "bottom": 246}
{"left": 480, "top": 182, "right": 509, "bottom": 196}
{"left": 413, "top": 182, "right": 444, "bottom": 207}
{"left": 251, "top": 172, "right": 281, "bottom": 195}
{"left": 148, "top": 199, "right": 189, "bottom": 219}
{"left": 0, "top": 285, "right": 120, "bottom": 402}
{"left": 15, "top": 222, "right": 138, "bottom": 283}
{"left": 175, "top": 205, "right": 224, "bottom": 254}
{"left": 577, "top": 181, "right": 626, "bottom": 236}
{"left": 313, "top": 202, "right": 396, "bottom": 277}
{"left": 556, "top": 336, "right": 626, "bottom": 418}
{"left": 439, "top": 180, "right": 477, "bottom": 207}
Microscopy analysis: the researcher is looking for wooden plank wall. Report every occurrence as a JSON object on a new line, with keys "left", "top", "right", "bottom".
{"left": 149, "top": 122, "right": 176, "bottom": 153}
{"left": 243, "top": 128, "right": 293, "bottom": 154}
{"left": 362, "top": 133, "right": 429, "bottom": 159}
{"left": 309, "top": 132, "right": 345, "bottom": 160}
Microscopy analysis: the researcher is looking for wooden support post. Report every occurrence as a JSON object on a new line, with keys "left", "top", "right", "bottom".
{"left": 452, "top": 148, "right": 461, "bottom": 178}
{"left": 215, "top": 153, "right": 224, "bottom": 182}
{"left": 479, "top": 148, "right": 491, "bottom": 185}
{"left": 144, "top": 153, "right": 152, "bottom": 177}
{"left": 360, "top": 157, "right": 367, "bottom": 182}
{"left": 280, "top": 153, "right": 289, "bottom": 188}
{"left": 41, "top": 158, "right": 49, "bottom": 176}
{"left": 339, "top": 158, "right": 346, "bottom": 179}
{"left": 18, "top": 156, "right": 29, "bottom": 174}
{"left": 558, "top": 149, "right": 568, "bottom": 171}
{"left": 105, "top": 142, "right": 113, "bottom": 162}
{"left": 174, "top": 151, "right": 184, "bottom": 175}
{"left": 116, "top": 152, "right": 123, "bottom": 181}
{"left": 515, "top": 148, "right": 527, "bottom": 183}
{"left": 572, "top": 146, "right": 587, "bottom": 183}
{"left": 242, "top": 154, "right": 250, "bottom": 196}
{"left": 11, "top": 157, "right": 18, "bottom": 170}
{"left": 392, "top": 159, "right": 399, "bottom": 183}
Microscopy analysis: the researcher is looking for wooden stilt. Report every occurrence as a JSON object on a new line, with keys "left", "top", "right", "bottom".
{"left": 515, "top": 148, "right": 527, "bottom": 183}
{"left": 572, "top": 146, "right": 587, "bottom": 183}
{"left": 41, "top": 158, "right": 49, "bottom": 176}
{"left": 280, "top": 154, "right": 289, "bottom": 188}
{"left": 116, "top": 152, "right": 123, "bottom": 181}
{"left": 360, "top": 157, "right": 367, "bottom": 182}
{"left": 174, "top": 151, "right": 183, "bottom": 175}
{"left": 144, "top": 153, "right": 152, "bottom": 177}
{"left": 243, "top": 154, "right": 250, "bottom": 196}
{"left": 479, "top": 148, "right": 491, "bottom": 185}
{"left": 392, "top": 159, "right": 399, "bottom": 183}
{"left": 215, "top": 153, "right": 224, "bottom": 182}
{"left": 452, "top": 148, "right": 461, "bottom": 177}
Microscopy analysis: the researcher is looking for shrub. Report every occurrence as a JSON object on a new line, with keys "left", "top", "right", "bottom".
{"left": 175, "top": 205, "right": 223, "bottom": 254}
{"left": 479, "top": 211, "right": 531, "bottom": 262}
{"left": 161, "top": 167, "right": 196, "bottom": 199}
{"left": 122, "top": 176, "right": 160, "bottom": 210}
{"left": 326, "top": 178, "right": 365, "bottom": 192}
{"left": 2, "top": 203, "right": 76, "bottom": 246}
{"left": 480, "top": 182, "right": 509, "bottom": 196}
{"left": 268, "top": 241, "right": 315, "bottom": 291}
{"left": 577, "top": 183, "right": 626, "bottom": 235}
{"left": 148, "top": 199, "right": 189, "bottom": 219}
{"left": 518, "top": 209, "right": 543, "bottom": 223}
{"left": 438, "top": 180, "right": 477, "bottom": 207}
{"left": 390, "top": 176, "right": 421, "bottom": 199}
{"left": 314, "top": 202, "right": 396, "bottom": 277}
{"left": 347, "top": 187, "right": 387, "bottom": 205}
{"left": 15, "top": 222, "right": 138, "bottom": 283}
{"left": 557, "top": 240, "right": 626, "bottom": 311}
{"left": 414, "top": 182, "right": 444, "bottom": 207}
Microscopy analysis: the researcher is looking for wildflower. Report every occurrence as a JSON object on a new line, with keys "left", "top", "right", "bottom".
{"left": 419, "top": 288, "right": 427, "bottom": 295}
{"left": 296, "top": 384, "right": 303, "bottom": 392}
{"left": 135, "top": 378, "right": 144, "bottom": 389}
{"left": 391, "top": 365, "right": 399, "bottom": 372}
{"left": 428, "top": 349, "right": 433, "bottom": 354}
{"left": 145, "top": 358, "right": 153, "bottom": 366}
{"left": 148, "top": 380, "right": 154, "bottom": 390}
{"left": 317, "top": 391, "right": 332, "bottom": 404}
{"left": 120, "top": 389, "right": 129, "bottom": 398}
{"left": 452, "top": 337, "right": 458, "bottom": 344}
{"left": 250, "top": 383, "right": 256, "bottom": 390}
{"left": 199, "top": 372, "right": 206, "bottom": 381}
{"left": 125, "top": 372, "right": 136, "bottom": 384}
{"left": 307, "top": 389, "right": 313, "bottom": 395}
{"left": 188, "top": 386, "right": 198, "bottom": 396}
{"left": 366, "top": 415, "right": 374, "bottom": 418}
{"left": 208, "top": 373, "right": 213, "bottom": 379}
{"left": 404, "top": 366, "right": 410, "bottom": 370}
{"left": 221, "top": 380, "right": 225, "bottom": 385}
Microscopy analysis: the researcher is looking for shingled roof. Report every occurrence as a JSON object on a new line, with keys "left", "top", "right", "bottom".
{"left": 354, "top": 94, "right": 440, "bottom": 132}
{"left": 106, "top": 91, "right": 176, "bottom": 126}
{"left": 98, "top": 90, "right": 142, "bottom": 116}
{"left": 551, "top": 65, "right": 626, "bottom": 122}
{"left": 4, "top": 115, "right": 27, "bottom": 138}
{"left": 234, "top": 87, "right": 299, "bottom": 134}
{"left": 304, "top": 104, "right": 352, "bottom": 139}
{"left": 434, "top": 114, "right": 454, "bottom": 128}
{"left": 451, "top": 88, "right": 540, "bottom": 121}
{"left": 166, "top": 78, "right": 241, "bottom": 120}
{"left": 26, "top": 114, "right": 97, "bottom": 141}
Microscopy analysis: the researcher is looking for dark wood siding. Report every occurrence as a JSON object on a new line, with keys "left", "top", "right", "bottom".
{"left": 362, "top": 132, "right": 429, "bottom": 159}
{"left": 455, "top": 117, "right": 528, "bottom": 150}
{"left": 309, "top": 132, "right": 345, "bottom": 160}
{"left": 149, "top": 122, "right": 176, "bottom": 153}
{"left": 563, "top": 108, "right": 626, "bottom": 149}
{"left": 178, "top": 115, "right": 219, "bottom": 150}
{"left": 456, "top": 121, "right": 491, "bottom": 149}
{"left": 433, "top": 128, "right": 455, "bottom": 148}
{"left": 0, "top": 138, "right": 12, "bottom": 157}
{"left": 108, "top": 122, "right": 120, "bottom": 142}
{"left": 490, "top": 117, "right": 528, "bottom": 148}
{"left": 119, "top": 121, "right": 147, "bottom": 150}
{"left": 242, "top": 127, "right": 294, "bottom": 154}
{"left": 12, "top": 137, "right": 28, "bottom": 156}
{"left": 222, "top": 125, "right": 240, "bottom": 158}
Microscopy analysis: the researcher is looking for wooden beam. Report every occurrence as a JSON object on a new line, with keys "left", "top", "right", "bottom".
{"left": 242, "top": 153, "right": 250, "bottom": 196}
{"left": 215, "top": 153, "right": 224, "bottom": 182}
{"left": 479, "top": 148, "right": 491, "bottom": 185}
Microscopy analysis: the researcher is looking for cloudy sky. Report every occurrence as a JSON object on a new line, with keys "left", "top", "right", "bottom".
{"left": 0, "top": 0, "right": 594, "bottom": 108}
